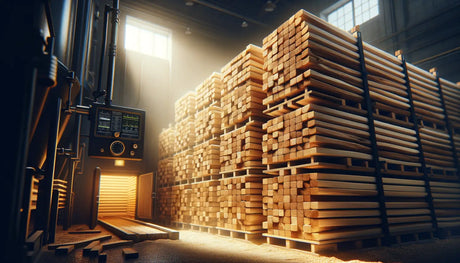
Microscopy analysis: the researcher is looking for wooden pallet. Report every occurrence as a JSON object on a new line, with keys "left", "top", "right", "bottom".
{"left": 196, "top": 72, "right": 223, "bottom": 111}
{"left": 174, "top": 91, "right": 196, "bottom": 123}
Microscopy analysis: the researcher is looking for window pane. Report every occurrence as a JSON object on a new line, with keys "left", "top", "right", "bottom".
{"left": 125, "top": 16, "right": 171, "bottom": 61}
{"left": 354, "top": 0, "right": 379, "bottom": 25}
{"left": 327, "top": 1, "right": 353, "bottom": 31}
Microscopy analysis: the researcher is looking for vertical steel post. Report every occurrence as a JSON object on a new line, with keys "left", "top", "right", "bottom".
{"left": 35, "top": 98, "right": 62, "bottom": 244}
{"left": 353, "top": 30, "right": 390, "bottom": 245}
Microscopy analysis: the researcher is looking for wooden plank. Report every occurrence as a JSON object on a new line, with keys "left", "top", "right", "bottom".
{"left": 122, "top": 248, "right": 139, "bottom": 259}
{"left": 47, "top": 235, "right": 112, "bottom": 250}
{"left": 55, "top": 245, "right": 74, "bottom": 255}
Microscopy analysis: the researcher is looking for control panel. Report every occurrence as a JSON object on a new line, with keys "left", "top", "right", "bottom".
{"left": 88, "top": 103, "right": 145, "bottom": 160}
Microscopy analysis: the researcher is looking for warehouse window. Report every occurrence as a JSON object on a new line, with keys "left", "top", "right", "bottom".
{"left": 125, "top": 16, "right": 171, "bottom": 61}
{"left": 322, "top": 0, "right": 379, "bottom": 31}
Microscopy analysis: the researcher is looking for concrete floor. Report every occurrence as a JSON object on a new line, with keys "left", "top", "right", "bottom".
{"left": 37, "top": 224, "right": 460, "bottom": 263}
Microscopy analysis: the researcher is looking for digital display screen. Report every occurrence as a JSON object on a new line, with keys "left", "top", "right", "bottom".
{"left": 96, "top": 109, "right": 140, "bottom": 139}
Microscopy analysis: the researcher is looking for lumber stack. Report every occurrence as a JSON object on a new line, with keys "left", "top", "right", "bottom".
{"left": 53, "top": 179, "right": 67, "bottom": 210}
{"left": 220, "top": 45, "right": 267, "bottom": 173}
{"left": 193, "top": 138, "right": 220, "bottom": 179}
{"left": 174, "top": 116, "right": 195, "bottom": 153}
{"left": 363, "top": 49, "right": 433, "bottom": 235}
{"left": 217, "top": 174, "right": 266, "bottom": 232}
{"left": 196, "top": 72, "right": 223, "bottom": 111}
{"left": 156, "top": 8, "right": 460, "bottom": 247}
{"left": 193, "top": 73, "right": 223, "bottom": 181}
{"left": 262, "top": 173, "right": 382, "bottom": 240}
{"left": 217, "top": 45, "right": 268, "bottom": 233}
{"left": 158, "top": 158, "right": 174, "bottom": 187}
{"left": 430, "top": 180, "right": 460, "bottom": 230}
{"left": 159, "top": 126, "right": 176, "bottom": 158}
{"left": 195, "top": 106, "right": 222, "bottom": 143}
{"left": 190, "top": 181, "right": 220, "bottom": 227}
{"left": 262, "top": 10, "right": 372, "bottom": 171}
{"left": 170, "top": 185, "right": 192, "bottom": 224}
{"left": 438, "top": 78, "right": 460, "bottom": 172}
{"left": 174, "top": 91, "right": 196, "bottom": 123}
{"left": 261, "top": 9, "right": 433, "bottom": 244}
{"left": 157, "top": 186, "right": 172, "bottom": 224}
{"left": 220, "top": 44, "right": 265, "bottom": 130}
{"left": 405, "top": 64, "right": 456, "bottom": 177}
{"left": 363, "top": 48, "right": 421, "bottom": 176}
{"left": 173, "top": 149, "right": 194, "bottom": 183}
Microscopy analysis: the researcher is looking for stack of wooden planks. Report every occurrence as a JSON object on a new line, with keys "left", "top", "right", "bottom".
{"left": 174, "top": 116, "right": 196, "bottom": 153}
{"left": 159, "top": 126, "right": 176, "bottom": 159}
{"left": 156, "top": 8, "right": 460, "bottom": 248}
{"left": 157, "top": 186, "right": 172, "bottom": 224}
{"left": 406, "top": 64, "right": 456, "bottom": 177}
{"left": 195, "top": 105, "right": 222, "bottom": 144}
{"left": 193, "top": 73, "right": 223, "bottom": 182}
{"left": 430, "top": 77, "right": 460, "bottom": 232}
{"left": 193, "top": 138, "right": 220, "bottom": 179}
{"left": 173, "top": 149, "right": 194, "bottom": 183}
{"left": 174, "top": 91, "right": 196, "bottom": 123}
{"left": 217, "top": 45, "right": 268, "bottom": 234}
{"left": 261, "top": 10, "right": 379, "bottom": 244}
{"left": 363, "top": 48, "right": 433, "bottom": 236}
{"left": 439, "top": 79, "right": 460, "bottom": 168}
{"left": 262, "top": 173, "right": 381, "bottom": 241}
{"left": 170, "top": 185, "right": 192, "bottom": 224}
{"left": 196, "top": 72, "right": 223, "bottom": 111}
{"left": 217, "top": 172, "right": 266, "bottom": 232}
{"left": 158, "top": 158, "right": 174, "bottom": 187}
{"left": 190, "top": 181, "right": 220, "bottom": 227}
{"left": 220, "top": 44, "right": 265, "bottom": 130}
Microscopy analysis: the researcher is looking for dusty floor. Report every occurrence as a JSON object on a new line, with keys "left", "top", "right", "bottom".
{"left": 37, "top": 224, "right": 460, "bottom": 263}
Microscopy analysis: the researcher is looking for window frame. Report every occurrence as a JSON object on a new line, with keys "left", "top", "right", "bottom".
{"left": 124, "top": 15, "right": 172, "bottom": 62}
{"left": 321, "top": 0, "right": 380, "bottom": 31}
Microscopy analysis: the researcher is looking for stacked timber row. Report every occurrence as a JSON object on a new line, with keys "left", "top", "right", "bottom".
{"left": 170, "top": 185, "right": 193, "bottom": 224}
{"left": 190, "top": 180, "right": 220, "bottom": 227}
{"left": 156, "top": 92, "right": 196, "bottom": 222}
{"left": 363, "top": 46, "right": 433, "bottom": 237}
{"left": 190, "top": 73, "right": 224, "bottom": 227}
{"left": 406, "top": 65, "right": 456, "bottom": 177}
{"left": 173, "top": 92, "right": 197, "bottom": 183}
{"left": 193, "top": 73, "right": 223, "bottom": 180}
{"left": 157, "top": 186, "right": 172, "bottom": 224}
{"left": 260, "top": 9, "right": 460, "bottom": 249}
{"left": 159, "top": 125, "right": 176, "bottom": 159}
{"left": 158, "top": 158, "right": 174, "bottom": 187}
{"left": 218, "top": 45, "right": 268, "bottom": 234}
{"left": 428, "top": 75, "right": 460, "bottom": 232}
{"left": 261, "top": 10, "right": 381, "bottom": 246}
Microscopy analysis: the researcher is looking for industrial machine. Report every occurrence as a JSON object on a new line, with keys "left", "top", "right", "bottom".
{"left": 89, "top": 104, "right": 145, "bottom": 160}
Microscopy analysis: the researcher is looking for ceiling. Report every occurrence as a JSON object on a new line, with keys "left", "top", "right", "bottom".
{"left": 136, "top": 0, "right": 337, "bottom": 41}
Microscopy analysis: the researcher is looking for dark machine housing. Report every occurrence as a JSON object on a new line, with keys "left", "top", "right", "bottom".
{"left": 89, "top": 103, "right": 145, "bottom": 160}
